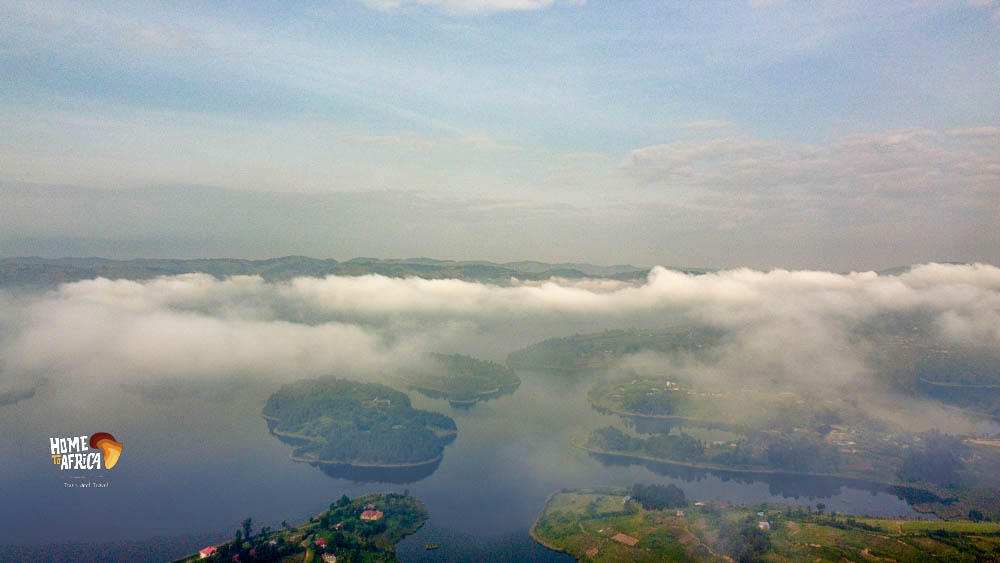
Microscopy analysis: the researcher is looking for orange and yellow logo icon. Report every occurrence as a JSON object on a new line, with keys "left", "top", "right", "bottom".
{"left": 89, "top": 432, "right": 124, "bottom": 470}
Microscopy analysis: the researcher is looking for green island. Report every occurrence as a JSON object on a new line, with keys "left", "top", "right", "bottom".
{"left": 531, "top": 486, "right": 1000, "bottom": 562}
{"left": 506, "top": 327, "right": 724, "bottom": 375}
{"left": 175, "top": 492, "right": 427, "bottom": 563}
{"left": 401, "top": 353, "right": 520, "bottom": 406}
{"left": 581, "top": 378, "right": 1000, "bottom": 520}
{"left": 262, "top": 377, "right": 457, "bottom": 467}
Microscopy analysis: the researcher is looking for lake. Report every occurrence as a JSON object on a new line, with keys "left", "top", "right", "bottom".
{"left": 0, "top": 372, "right": 924, "bottom": 562}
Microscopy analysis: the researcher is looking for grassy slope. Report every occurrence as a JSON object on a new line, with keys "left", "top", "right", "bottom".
{"left": 532, "top": 489, "right": 1000, "bottom": 562}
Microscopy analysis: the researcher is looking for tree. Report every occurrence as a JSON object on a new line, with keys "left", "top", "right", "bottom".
{"left": 630, "top": 483, "right": 687, "bottom": 510}
{"left": 241, "top": 517, "right": 253, "bottom": 541}
{"left": 897, "top": 430, "right": 969, "bottom": 486}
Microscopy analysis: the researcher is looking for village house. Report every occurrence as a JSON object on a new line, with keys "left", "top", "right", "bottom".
{"left": 611, "top": 532, "right": 640, "bottom": 547}
{"left": 758, "top": 521, "right": 771, "bottom": 530}
{"left": 198, "top": 546, "right": 218, "bottom": 559}
{"left": 360, "top": 509, "right": 384, "bottom": 521}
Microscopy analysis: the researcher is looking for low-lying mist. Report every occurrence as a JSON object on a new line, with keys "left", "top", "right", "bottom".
{"left": 1, "top": 263, "right": 998, "bottom": 432}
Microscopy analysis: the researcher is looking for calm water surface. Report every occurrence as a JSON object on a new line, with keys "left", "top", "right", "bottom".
{"left": 0, "top": 372, "right": 924, "bottom": 562}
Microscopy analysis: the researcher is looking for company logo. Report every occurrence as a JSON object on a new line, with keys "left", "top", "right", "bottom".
{"left": 49, "top": 432, "right": 124, "bottom": 470}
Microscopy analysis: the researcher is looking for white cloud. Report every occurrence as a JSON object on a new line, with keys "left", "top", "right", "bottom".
{"left": 2, "top": 263, "right": 998, "bottom": 432}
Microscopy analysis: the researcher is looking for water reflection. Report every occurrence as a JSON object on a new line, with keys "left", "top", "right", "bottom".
{"left": 588, "top": 451, "right": 945, "bottom": 505}
{"left": 313, "top": 459, "right": 443, "bottom": 484}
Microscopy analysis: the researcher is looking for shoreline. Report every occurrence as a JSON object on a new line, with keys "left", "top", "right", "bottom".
{"left": 528, "top": 489, "right": 575, "bottom": 559}
{"left": 571, "top": 438, "right": 939, "bottom": 499}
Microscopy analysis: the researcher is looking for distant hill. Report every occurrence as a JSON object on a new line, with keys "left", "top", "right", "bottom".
{"left": 0, "top": 256, "right": 659, "bottom": 288}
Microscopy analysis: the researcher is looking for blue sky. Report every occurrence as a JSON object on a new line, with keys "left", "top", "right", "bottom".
{"left": 1, "top": 0, "right": 998, "bottom": 269}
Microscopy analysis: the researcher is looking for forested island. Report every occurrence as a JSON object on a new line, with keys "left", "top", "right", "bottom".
{"left": 401, "top": 353, "right": 520, "bottom": 406}
{"left": 506, "top": 327, "right": 724, "bottom": 374}
{"left": 175, "top": 492, "right": 427, "bottom": 562}
{"left": 263, "top": 377, "right": 457, "bottom": 467}
{"left": 582, "top": 378, "right": 1000, "bottom": 520}
{"left": 531, "top": 486, "right": 1000, "bottom": 562}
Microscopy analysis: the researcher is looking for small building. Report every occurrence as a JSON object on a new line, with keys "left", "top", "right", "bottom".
{"left": 611, "top": 533, "right": 639, "bottom": 547}
{"left": 758, "top": 521, "right": 770, "bottom": 531}
{"left": 675, "top": 510, "right": 685, "bottom": 517}
{"left": 315, "top": 539, "right": 327, "bottom": 548}
{"left": 199, "top": 546, "right": 218, "bottom": 559}
{"left": 622, "top": 495, "right": 631, "bottom": 504}
{"left": 322, "top": 554, "right": 338, "bottom": 563}
{"left": 360, "top": 509, "right": 384, "bottom": 521}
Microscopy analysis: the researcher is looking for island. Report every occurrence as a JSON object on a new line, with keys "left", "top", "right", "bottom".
{"left": 581, "top": 378, "right": 1000, "bottom": 520}
{"left": 531, "top": 486, "right": 1000, "bottom": 562}
{"left": 506, "top": 327, "right": 723, "bottom": 375}
{"left": 400, "top": 353, "right": 520, "bottom": 406}
{"left": 262, "top": 377, "right": 457, "bottom": 469}
{"left": 175, "top": 492, "right": 427, "bottom": 562}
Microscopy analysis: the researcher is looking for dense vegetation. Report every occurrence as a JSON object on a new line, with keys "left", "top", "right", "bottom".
{"left": 263, "top": 377, "right": 456, "bottom": 466}
{"left": 588, "top": 426, "right": 707, "bottom": 462}
{"left": 630, "top": 483, "right": 687, "bottom": 510}
{"left": 898, "top": 430, "right": 971, "bottom": 487}
{"left": 402, "top": 353, "right": 520, "bottom": 405}
{"left": 177, "top": 492, "right": 427, "bottom": 563}
{"left": 506, "top": 327, "right": 725, "bottom": 374}
{"left": 531, "top": 488, "right": 1000, "bottom": 562}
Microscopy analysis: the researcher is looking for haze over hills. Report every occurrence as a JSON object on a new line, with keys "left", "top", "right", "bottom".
{"left": 0, "top": 255, "right": 945, "bottom": 289}
{"left": 0, "top": 255, "right": 667, "bottom": 287}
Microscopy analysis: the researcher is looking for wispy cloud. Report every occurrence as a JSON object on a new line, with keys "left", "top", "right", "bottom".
{"left": 622, "top": 126, "right": 1000, "bottom": 206}
{"left": 359, "top": 0, "right": 585, "bottom": 16}
{"left": 681, "top": 120, "right": 733, "bottom": 131}
{"left": 460, "top": 135, "right": 524, "bottom": 151}
{"left": 345, "top": 133, "right": 441, "bottom": 152}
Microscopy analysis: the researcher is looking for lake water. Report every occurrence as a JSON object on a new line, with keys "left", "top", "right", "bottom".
{"left": 0, "top": 372, "right": 924, "bottom": 562}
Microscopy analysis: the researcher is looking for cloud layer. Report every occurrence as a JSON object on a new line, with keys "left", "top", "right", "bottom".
{"left": 1, "top": 264, "right": 998, "bottom": 405}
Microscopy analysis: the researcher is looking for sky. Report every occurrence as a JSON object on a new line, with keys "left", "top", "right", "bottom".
{"left": 0, "top": 0, "right": 998, "bottom": 269}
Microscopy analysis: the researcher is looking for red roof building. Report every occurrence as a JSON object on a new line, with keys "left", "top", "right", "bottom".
{"left": 360, "top": 509, "right": 384, "bottom": 521}
{"left": 199, "top": 546, "right": 218, "bottom": 558}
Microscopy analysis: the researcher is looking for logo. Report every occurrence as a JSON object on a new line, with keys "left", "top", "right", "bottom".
{"left": 49, "top": 432, "right": 124, "bottom": 470}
